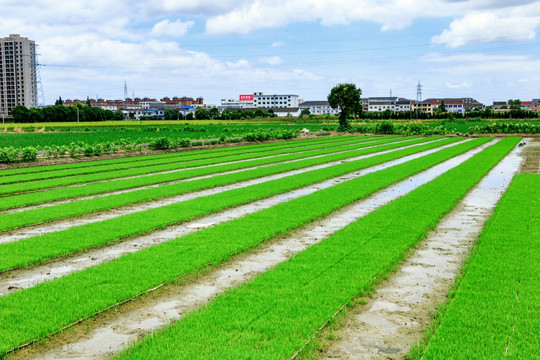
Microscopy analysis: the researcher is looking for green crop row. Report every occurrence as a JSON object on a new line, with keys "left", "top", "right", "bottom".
{"left": 0, "top": 136, "right": 374, "bottom": 185}
{"left": 0, "top": 137, "right": 414, "bottom": 211}
{"left": 0, "top": 137, "right": 496, "bottom": 355}
{"left": 0, "top": 137, "right": 406, "bottom": 196}
{"left": 0, "top": 129, "right": 304, "bottom": 164}
{"left": 0, "top": 136, "right": 357, "bottom": 177}
{"left": 470, "top": 122, "right": 540, "bottom": 134}
{"left": 115, "top": 137, "right": 521, "bottom": 359}
{"left": 0, "top": 137, "right": 432, "bottom": 231}
{"left": 408, "top": 174, "right": 539, "bottom": 359}
{"left": 0, "top": 137, "right": 460, "bottom": 271}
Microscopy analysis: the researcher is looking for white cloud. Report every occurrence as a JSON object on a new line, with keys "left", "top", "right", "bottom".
{"left": 226, "top": 59, "right": 251, "bottom": 68}
{"left": 432, "top": 10, "right": 540, "bottom": 47}
{"left": 446, "top": 81, "right": 472, "bottom": 89}
{"left": 259, "top": 56, "right": 282, "bottom": 65}
{"left": 2, "top": 0, "right": 539, "bottom": 105}
{"left": 203, "top": 0, "right": 540, "bottom": 35}
{"left": 150, "top": 19, "right": 194, "bottom": 37}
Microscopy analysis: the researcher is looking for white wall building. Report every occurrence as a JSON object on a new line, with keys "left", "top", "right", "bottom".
{"left": 0, "top": 34, "right": 37, "bottom": 115}
{"left": 253, "top": 92, "right": 302, "bottom": 108}
{"left": 366, "top": 97, "right": 411, "bottom": 112}
{"left": 272, "top": 107, "right": 301, "bottom": 117}
{"left": 299, "top": 101, "right": 340, "bottom": 115}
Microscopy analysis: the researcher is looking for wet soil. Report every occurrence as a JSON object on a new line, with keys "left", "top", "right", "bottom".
{"left": 5, "top": 139, "right": 494, "bottom": 359}
{"left": 317, "top": 141, "right": 526, "bottom": 360}
{"left": 519, "top": 138, "right": 539, "bottom": 174}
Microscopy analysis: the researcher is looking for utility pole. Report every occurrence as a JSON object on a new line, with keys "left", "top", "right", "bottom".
{"left": 416, "top": 81, "right": 423, "bottom": 103}
{"left": 77, "top": 107, "right": 79, "bottom": 122}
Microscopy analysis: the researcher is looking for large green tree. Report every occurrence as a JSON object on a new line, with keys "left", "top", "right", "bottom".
{"left": 209, "top": 107, "right": 220, "bottom": 119}
{"left": 10, "top": 105, "right": 29, "bottom": 122}
{"left": 508, "top": 99, "right": 522, "bottom": 110}
{"left": 328, "top": 83, "right": 362, "bottom": 131}
{"left": 195, "top": 107, "right": 210, "bottom": 120}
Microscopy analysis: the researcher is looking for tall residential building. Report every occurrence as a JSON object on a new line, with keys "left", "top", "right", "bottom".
{"left": 0, "top": 34, "right": 37, "bottom": 115}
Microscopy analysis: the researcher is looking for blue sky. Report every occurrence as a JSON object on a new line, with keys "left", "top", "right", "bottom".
{"left": 1, "top": 0, "right": 539, "bottom": 106}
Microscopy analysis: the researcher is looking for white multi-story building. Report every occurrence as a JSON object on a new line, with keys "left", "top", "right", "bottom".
{"left": 299, "top": 101, "right": 340, "bottom": 115}
{"left": 366, "top": 97, "right": 411, "bottom": 112}
{"left": 253, "top": 92, "right": 302, "bottom": 108}
{"left": 0, "top": 34, "right": 38, "bottom": 115}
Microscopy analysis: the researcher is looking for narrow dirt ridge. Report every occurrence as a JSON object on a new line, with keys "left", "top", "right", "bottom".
{"left": 317, "top": 140, "right": 527, "bottom": 360}
{"left": 7, "top": 140, "right": 499, "bottom": 360}
{"left": 519, "top": 138, "right": 539, "bottom": 174}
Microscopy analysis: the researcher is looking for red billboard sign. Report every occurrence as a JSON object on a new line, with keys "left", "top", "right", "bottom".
{"left": 239, "top": 94, "right": 254, "bottom": 101}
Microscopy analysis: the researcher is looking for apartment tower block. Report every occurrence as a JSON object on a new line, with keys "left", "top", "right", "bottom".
{"left": 0, "top": 34, "right": 38, "bottom": 115}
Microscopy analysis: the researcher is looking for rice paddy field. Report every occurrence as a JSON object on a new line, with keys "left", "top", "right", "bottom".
{"left": 0, "top": 135, "right": 537, "bottom": 359}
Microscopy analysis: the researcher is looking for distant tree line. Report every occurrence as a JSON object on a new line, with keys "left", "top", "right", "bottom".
{"left": 162, "top": 107, "right": 277, "bottom": 120}
{"left": 357, "top": 108, "right": 538, "bottom": 120}
{"left": 10, "top": 104, "right": 123, "bottom": 123}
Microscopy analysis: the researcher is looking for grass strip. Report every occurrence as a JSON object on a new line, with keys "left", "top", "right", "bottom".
{"left": 0, "top": 137, "right": 493, "bottom": 355}
{"left": 114, "top": 138, "right": 521, "bottom": 360}
{"left": 0, "top": 136, "right": 371, "bottom": 184}
{"left": 0, "top": 137, "right": 458, "bottom": 270}
{"left": 0, "top": 137, "right": 403, "bottom": 196}
{"left": 407, "top": 174, "right": 539, "bottom": 360}
{"left": 0, "top": 136, "right": 360, "bottom": 177}
{"left": 0, "top": 137, "right": 435, "bottom": 231}
{"left": 0, "top": 137, "right": 416, "bottom": 211}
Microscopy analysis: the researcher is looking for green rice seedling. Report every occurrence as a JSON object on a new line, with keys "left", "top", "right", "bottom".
{"left": 114, "top": 138, "right": 521, "bottom": 360}
{"left": 0, "top": 137, "right": 409, "bottom": 196}
{"left": 0, "top": 137, "right": 501, "bottom": 355}
{"left": 0, "top": 136, "right": 374, "bottom": 184}
{"left": 0, "top": 137, "right": 460, "bottom": 269}
{"left": 0, "top": 136, "right": 361, "bottom": 177}
{"left": 0, "top": 137, "right": 420, "bottom": 211}
{"left": 0, "top": 138, "right": 442, "bottom": 232}
{"left": 408, "top": 174, "right": 539, "bottom": 359}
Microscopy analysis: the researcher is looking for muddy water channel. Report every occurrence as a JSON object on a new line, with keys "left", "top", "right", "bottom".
{"left": 7, "top": 140, "right": 501, "bottom": 360}
{"left": 0, "top": 138, "right": 440, "bottom": 244}
{"left": 318, "top": 141, "right": 528, "bottom": 360}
